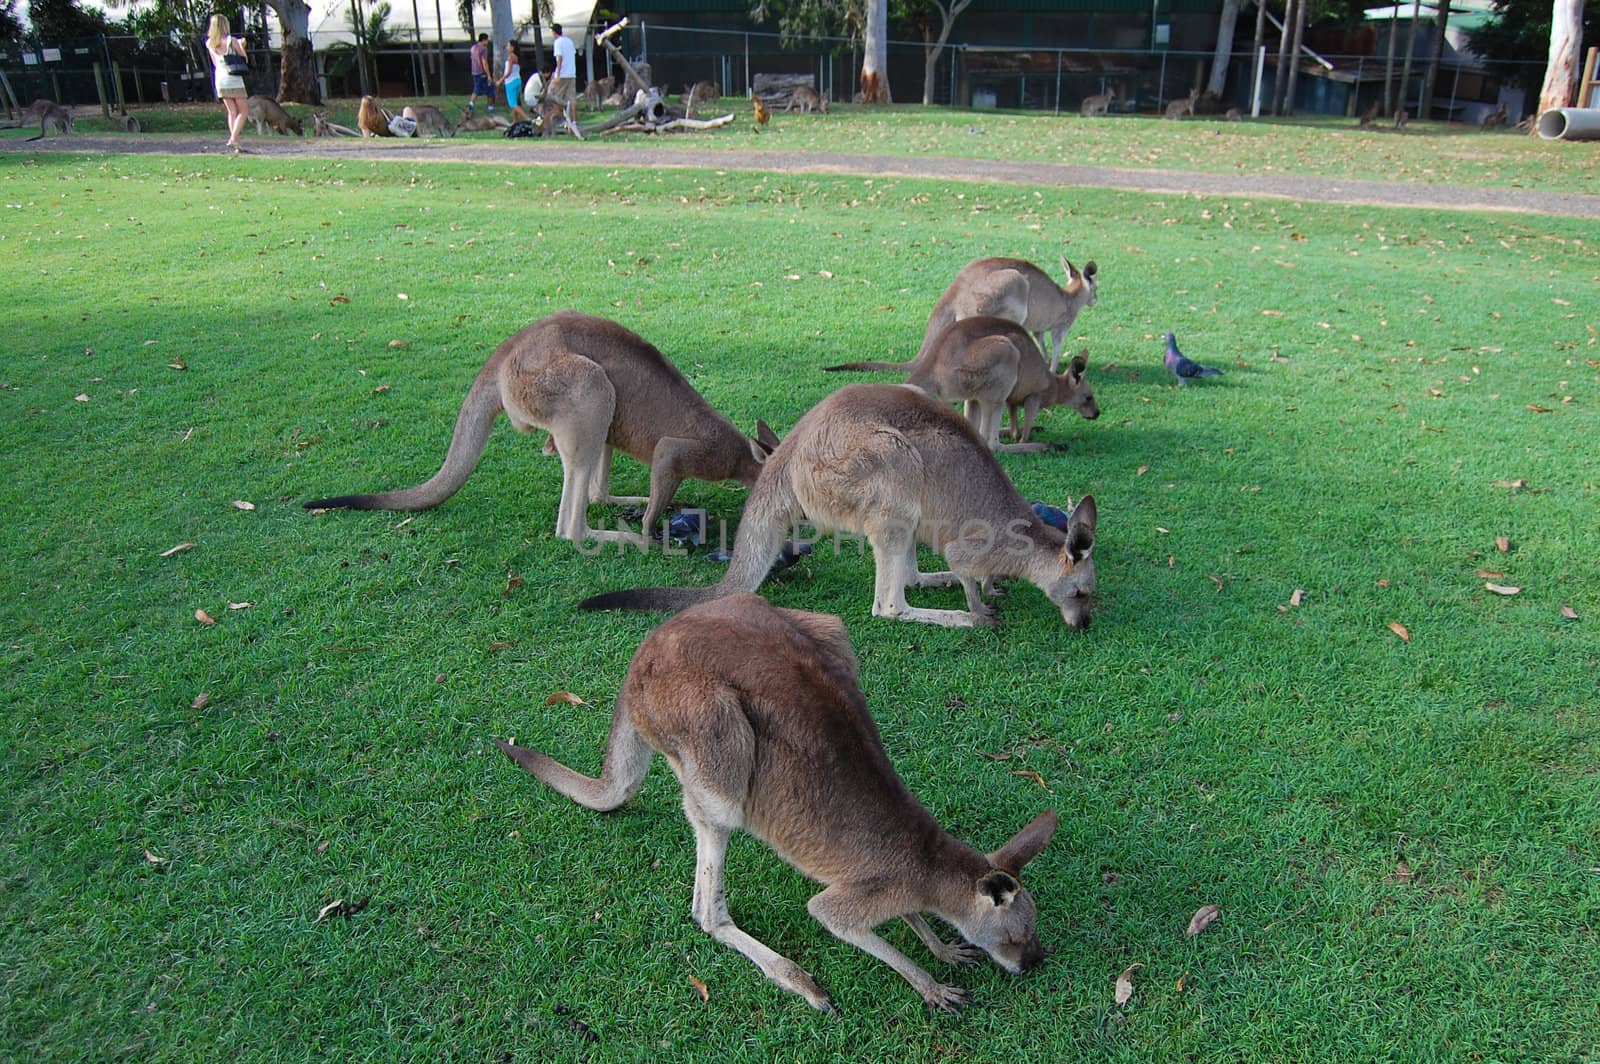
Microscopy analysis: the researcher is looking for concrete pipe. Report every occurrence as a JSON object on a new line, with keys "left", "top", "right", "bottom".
{"left": 1537, "top": 108, "right": 1600, "bottom": 141}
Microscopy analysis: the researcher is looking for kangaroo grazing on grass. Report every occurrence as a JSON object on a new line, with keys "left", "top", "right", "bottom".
{"left": 405, "top": 104, "right": 455, "bottom": 137}
{"left": 1480, "top": 103, "right": 1508, "bottom": 130}
{"left": 1163, "top": 89, "right": 1199, "bottom": 120}
{"left": 305, "top": 311, "right": 778, "bottom": 545}
{"left": 495, "top": 593, "right": 1059, "bottom": 1012}
{"left": 904, "top": 317, "right": 1098, "bottom": 451}
{"left": 24, "top": 101, "right": 74, "bottom": 141}
{"left": 1357, "top": 100, "right": 1380, "bottom": 127}
{"left": 682, "top": 80, "right": 720, "bottom": 116}
{"left": 246, "top": 95, "right": 302, "bottom": 135}
{"left": 581, "top": 383, "right": 1098, "bottom": 629}
{"left": 786, "top": 85, "right": 829, "bottom": 114}
{"left": 1080, "top": 87, "right": 1115, "bottom": 117}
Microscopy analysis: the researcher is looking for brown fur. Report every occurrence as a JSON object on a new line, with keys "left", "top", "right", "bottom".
{"left": 1480, "top": 103, "right": 1507, "bottom": 130}
{"left": 1357, "top": 100, "right": 1380, "bottom": 127}
{"left": 1394, "top": 109, "right": 1409, "bottom": 130}
{"left": 535, "top": 97, "right": 564, "bottom": 137}
{"left": 1163, "top": 88, "right": 1199, "bottom": 120}
{"left": 583, "top": 75, "right": 615, "bottom": 109}
{"left": 786, "top": 86, "right": 829, "bottom": 114}
{"left": 405, "top": 103, "right": 455, "bottom": 137}
{"left": 905, "top": 318, "right": 1099, "bottom": 451}
{"left": 495, "top": 594, "right": 1058, "bottom": 1011}
{"left": 25, "top": 101, "right": 73, "bottom": 141}
{"left": 1080, "top": 88, "right": 1115, "bottom": 117}
{"left": 456, "top": 109, "right": 511, "bottom": 132}
{"left": 681, "top": 80, "right": 720, "bottom": 117}
{"left": 358, "top": 95, "right": 393, "bottom": 137}
{"left": 305, "top": 311, "right": 777, "bottom": 545}
{"left": 581, "top": 383, "right": 1099, "bottom": 630}
{"left": 1224, "top": 106, "right": 1243, "bottom": 121}
{"left": 247, "top": 95, "right": 302, "bottom": 136}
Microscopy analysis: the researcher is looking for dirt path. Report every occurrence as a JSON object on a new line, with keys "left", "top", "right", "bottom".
{"left": 7, "top": 134, "right": 1600, "bottom": 219}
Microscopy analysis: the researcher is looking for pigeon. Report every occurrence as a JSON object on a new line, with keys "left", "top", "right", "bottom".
{"left": 1163, "top": 332, "right": 1222, "bottom": 384}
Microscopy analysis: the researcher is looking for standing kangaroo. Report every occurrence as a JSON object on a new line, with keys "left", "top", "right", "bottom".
{"left": 495, "top": 593, "right": 1059, "bottom": 1012}
{"left": 305, "top": 311, "right": 777, "bottom": 545}
{"left": 1080, "top": 87, "right": 1115, "bottom": 117}
{"left": 24, "top": 101, "right": 74, "bottom": 141}
{"left": 904, "top": 317, "right": 1099, "bottom": 451}
{"left": 581, "top": 383, "right": 1098, "bottom": 629}
{"left": 786, "top": 85, "right": 830, "bottom": 114}
{"left": 1163, "top": 89, "right": 1199, "bottom": 120}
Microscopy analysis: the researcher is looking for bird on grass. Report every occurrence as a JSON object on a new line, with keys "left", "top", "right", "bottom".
{"left": 752, "top": 94, "right": 770, "bottom": 132}
{"left": 1163, "top": 331, "right": 1222, "bottom": 385}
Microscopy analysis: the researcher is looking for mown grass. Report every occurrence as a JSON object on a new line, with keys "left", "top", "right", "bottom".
{"left": 1, "top": 146, "right": 1598, "bottom": 1062}
{"left": 7, "top": 95, "right": 1600, "bottom": 196}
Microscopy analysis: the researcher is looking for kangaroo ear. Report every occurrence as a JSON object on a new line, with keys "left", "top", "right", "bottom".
{"left": 1068, "top": 351, "right": 1089, "bottom": 378}
{"left": 1083, "top": 260, "right": 1097, "bottom": 280}
{"left": 755, "top": 419, "right": 781, "bottom": 452}
{"left": 1064, "top": 496, "right": 1096, "bottom": 564}
{"left": 987, "top": 809, "right": 1059, "bottom": 874}
{"left": 1060, "top": 255, "right": 1076, "bottom": 280}
{"left": 977, "top": 869, "right": 1021, "bottom": 908}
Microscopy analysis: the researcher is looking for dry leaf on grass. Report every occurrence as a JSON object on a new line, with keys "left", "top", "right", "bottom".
{"left": 1484, "top": 582, "right": 1521, "bottom": 596}
{"left": 1495, "top": 536, "right": 1511, "bottom": 553}
{"left": 503, "top": 571, "right": 524, "bottom": 598}
{"left": 1561, "top": 606, "right": 1579, "bottom": 621}
{"left": 195, "top": 609, "right": 217, "bottom": 626}
{"left": 688, "top": 975, "right": 710, "bottom": 1002}
{"left": 373, "top": 383, "right": 390, "bottom": 394}
{"left": 74, "top": 393, "right": 90, "bottom": 402}
{"left": 329, "top": 295, "right": 350, "bottom": 306}
{"left": 1156, "top": 526, "right": 1171, "bottom": 535}
{"left": 1185, "top": 904, "right": 1221, "bottom": 938}
{"left": 1114, "top": 963, "right": 1142, "bottom": 1005}
{"left": 144, "top": 849, "right": 170, "bottom": 864}
{"left": 1384, "top": 859, "right": 1416, "bottom": 886}
{"left": 1205, "top": 573, "right": 1224, "bottom": 593}
{"left": 317, "top": 899, "right": 345, "bottom": 922}
{"left": 159, "top": 542, "right": 196, "bottom": 557}
{"left": 227, "top": 601, "right": 252, "bottom": 610}
{"left": 1012, "top": 769, "right": 1052, "bottom": 793}
{"left": 545, "top": 691, "right": 588, "bottom": 706}
{"left": 232, "top": 500, "right": 255, "bottom": 511}
{"left": 1289, "top": 588, "right": 1305, "bottom": 607}
{"left": 1476, "top": 569, "right": 1504, "bottom": 579}
{"left": 1491, "top": 479, "right": 1527, "bottom": 490}
{"left": 1175, "top": 973, "right": 1188, "bottom": 993}
{"left": 1387, "top": 621, "right": 1410, "bottom": 642}
{"left": 387, "top": 339, "right": 409, "bottom": 349}
{"left": 1527, "top": 404, "right": 1554, "bottom": 414}
{"left": 190, "top": 693, "right": 211, "bottom": 710}
{"left": 1137, "top": 465, "right": 1149, "bottom": 476}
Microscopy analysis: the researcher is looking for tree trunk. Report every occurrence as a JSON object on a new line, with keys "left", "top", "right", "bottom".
{"left": 1272, "top": 0, "right": 1294, "bottom": 114}
{"left": 1208, "top": 0, "right": 1241, "bottom": 98}
{"left": 860, "top": 0, "right": 891, "bottom": 104}
{"left": 920, "top": 0, "right": 971, "bottom": 106}
{"left": 1382, "top": 2, "right": 1398, "bottom": 112}
{"left": 268, "top": 0, "right": 321, "bottom": 105}
{"left": 490, "top": 0, "right": 514, "bottom": 79}
{"left": 1421, "top": 0, "right": 1449, "bottom": 121}
{"left": 1399, "top": 0, "right": 1422, "bottom": 117}
{"left": 1534, "top": 0, "right": 1584, "bottom": 126}
{"left": 1282, "top": 0, "right": 1307, "bottom": 114}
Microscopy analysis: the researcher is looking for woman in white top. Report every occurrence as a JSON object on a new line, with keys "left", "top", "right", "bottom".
{"left": 205, "top": 13, "right": 249, "bottom": 150}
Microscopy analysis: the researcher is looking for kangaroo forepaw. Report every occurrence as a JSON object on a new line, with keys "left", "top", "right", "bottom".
{"left": 940, "top": 940, "right": 986, "bottom": 967}
{"left": 923, "top": 982, "right": 969, "bottom": 1013}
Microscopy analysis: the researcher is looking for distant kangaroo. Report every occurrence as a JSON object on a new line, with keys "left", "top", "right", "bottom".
{"left": 581, "top": 383, "right": 1098, "bottom": 629}
{"left": 1163, "top": 89, "right": 1199, "bottom": 120}
{"left": 494, "top": 593, "right": 1059, "bottom": 1011}
{"left": 786, "top": 85, "right": 829, "bottom": 114}
{"left": 1080, "top": 87, "right": 1115, "bottom": 117}
{"left": 904, "top": 316, "right": 1099, "bottom": 451}
{"left": 1480, "top": 103, "right": 1507, "bottom": 130}
{"left": 1357, "top": 100, "right": 1380, "bottom": 127}
{"left": 305, "top": 311, "right": 778, "bottom": 545}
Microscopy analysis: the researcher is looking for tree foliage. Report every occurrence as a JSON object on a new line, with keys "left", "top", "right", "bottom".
{"left": 752, "top": 0, "right": 864, "bottom": 44}
{"left": 2, "top": 0, "right": 25, "bottom": 39}
{"left": 1467, "top": 0, "right": 1599, "bottom": 92}
{"left": 25, "top": 0, "right": 109, "bottom": 38}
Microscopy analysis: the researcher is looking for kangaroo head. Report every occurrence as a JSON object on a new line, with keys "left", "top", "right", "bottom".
{"left": 1062, "top": 257, "right": 1098, "bottom": 311}
{"left": 952, "top": 809, "right": 1059, "bottom": 974}
{"left": 1040, "top": 495, "right": 1097, "bottom": 629}
{"left": 1053, "top": 349, "right": 1098, "bottom": 420}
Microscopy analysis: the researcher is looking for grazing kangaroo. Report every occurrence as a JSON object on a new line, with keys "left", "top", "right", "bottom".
{"left": 583, "top": 76, "right": 615, "bottom": 110}
{"left": 905, "top": 317, "right": 1098, "bottom": 451}
{"left": 495, "top": 593, "right": 1059, "bottom": 1012}
{"left": 1480, "top": 103, "right": 1508, "bottom": 130}
{"left": 682, "top": 80, "right": 720, "bottom": 117}
{"left": 405, "top": 103, "right": 455, "bottom": 137}
{"left": 305, "top": 311, "right": 778, "bottom": 545}
{"left": 1080, "top": 87, "right": 1115, "bottom": 117}
{"left": 24, "top": 101, "right": 74, "bottom": 141}
{"left": 246, "top": 95, "right": 302, "bottom": 136}
{"left": 581, "top": 383, "right": 1098, "bottom": 629}
{"left": 1224, "top": 106, "right": 1243, "bottom": 121}
{"left": 786, "top": 85, "right": 829, "bottom": 114}
{"left": 1394, "top": 109, "right": 1410, "bottom": 131}
{"left": 1357, "top": 100, "right": 1380, "bottom": 127}
{"left": 1163, "top": 89, "right": 1199, "bottom": 120}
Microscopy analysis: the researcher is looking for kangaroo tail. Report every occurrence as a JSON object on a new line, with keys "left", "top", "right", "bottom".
{"left": 579, "top": 454, "right": 801, "bottom": 613}
{"left": 304, "top": 354, "right": 505, "bottom": 512}
{"left": 492, "top": 692, "right": 651, "bottom": 812}
{"left": 822, "top": 360, "right": 912, "bottom": 373}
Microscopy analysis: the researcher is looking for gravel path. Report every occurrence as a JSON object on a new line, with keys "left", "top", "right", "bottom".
{"left": 7, "top": 134, "right": 1600, "bottom": 219}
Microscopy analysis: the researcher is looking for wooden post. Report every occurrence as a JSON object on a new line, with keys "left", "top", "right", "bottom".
{"left": 1580, "top": 46, "right": 1599, "bottom": 108}
{"left": 112, "top": 62, "right": 127, "bottom": 112}
{"left": 93, "top": 62, "right": 111, "bottom": 118}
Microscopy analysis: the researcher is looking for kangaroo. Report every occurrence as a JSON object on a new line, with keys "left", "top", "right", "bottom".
{"left": 246, "top": 95, "right": 302, "bottom": 136}
{"left": 357, "top": 95, "right": 393, "bottom": 137}
{"left": 1163, "top": 88, "right": 1198, "bottom": 120}
{"left": 904, "top": 318, "right": 1098, "bottom": 451}
{"left": 1079, "top": 87, "right": 1115, "bottom": 117}
{"left": 1394, "top": 108, "right": 1410, "bottom": 131}
{"left": 786, "top": 85, "right": 829, "bottom": 114}
{"left": 1480, "top": 103, "right": 1507, "bottom": 130}
{"left": 24, "top": 101, "right": 74, "bottom": 141}
{"left": 581, "top": 383, "right": 1098, "bottom": 629}
{"left": 405, "top": 103, "right": 455, "bottom": 137}
{"left": 583, "top": 76, "right": 615, "bottom": 110}
{"left": 305, "top": 311, "right": 778, "bottom": 545}
{"left": 682, "top": 80, "right": 720, "bottom": 117}
{"left": 830, "top": 257, "right": 1097, "bottom": 378}
{"left": 456, "top": 109, "right": 511, "bottom": 132}
{"left": 1224, "top": 106, "right": 1243, "bottom": 121}
{"left": 495, "top": 593, "right": 1059, "bottom": 1012}
{"left": 1357, "top": 100, "right": 1380, "bottom": 127}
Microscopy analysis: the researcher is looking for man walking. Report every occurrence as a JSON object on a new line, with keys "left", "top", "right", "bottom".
{"left": 467, "top": 33, "right": 494, "bottom": 114}
{"left": 548, "top": 23, "right": 577, "bottom": 126}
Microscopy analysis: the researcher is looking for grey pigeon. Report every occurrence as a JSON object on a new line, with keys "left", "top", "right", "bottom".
{"left": 1163, "top": 331, "right": 1222, "bottom": 384}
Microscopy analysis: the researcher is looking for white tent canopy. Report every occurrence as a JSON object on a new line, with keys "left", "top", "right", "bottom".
{"left": 308, "top": 0, "right": 598, "bottom": 51}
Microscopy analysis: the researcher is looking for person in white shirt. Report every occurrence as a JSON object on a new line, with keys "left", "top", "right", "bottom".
{"left": 548, "top": 23, "right": 577, "bottom": 124}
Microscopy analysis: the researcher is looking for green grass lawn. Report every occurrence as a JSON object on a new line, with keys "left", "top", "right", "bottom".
{"left": 1, "top": 141, "right": 1598, "bottom": 1061}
